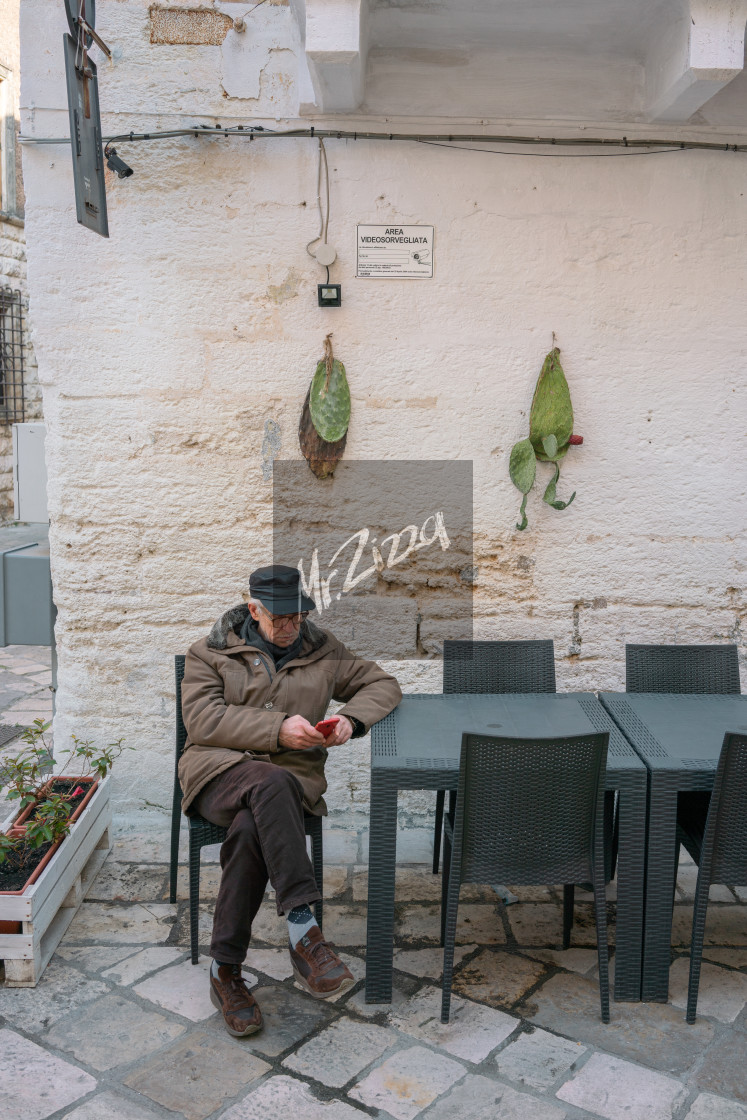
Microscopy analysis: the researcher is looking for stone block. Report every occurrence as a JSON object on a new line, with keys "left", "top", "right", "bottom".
{"left": 453, "top": 949, "right": 547, "bottom": 1008}
{"left": 495, "top": 1026, "right": 586, "bottom": 1090}
{"left": 0, "top": 960, "right": 109, "bottom": 1034}
{"left": 54, "top": 944, "right": 143, "bottom": 973}
{"left": 425, "top": 1073, "right": 567, "bottom": 1119}
{"left": 45, "top": 993, "right": 186, "bottom": 1071}
{"left": 525, "top": 947, "right": 600, "bottom": 976}
{"left": 283, "top": 1018, "right": 397, "bottom": 1087}
{"left": 527, "top": 971, "right": 714, "bottom": 1074}
{"left": 692, "top": 1030, "right": 747, "bottom": 1102}
{"left": 393, "top": 944, "right": 477, "bottom": 980}
{"left": 150, "top": 8, "right": 232, "bottom": 46}
{"left": 63, "top": 902, "right": 177, "bottom": 944}
{"left": 221, "top": 1074, "right": 364, "bottom": 1120}
{"left": 321, "top": 829, "right": 360, "bottom": 864}
{"left": 390, "top": 984, "right": 519, "bottom": 1063}
{"left": 62, "top": 1090, "right": 166, "bottom": 1120}
{"left": 669, "top": 957, "right": 747, "bottom": 1022}
{"left": 349, "top": 1045, "right": 466, "bottom": 1120}
{"left": 396, "top": 903, "right": 505, "bottom": 945}
{"left": 556, "top": 1052, "right": 687, "bottom": 1120}
{"left": 101, "top": 946, "right": 186, "bottom": 985}
{"left": 684, "top": 1092, "right": 747, "bottom": 1120}
{"left": 134, "top": 956, "right": 256, "bottom": 1021}
{"left": 0, "top": 1027, "right": 97, "bottom": 1120}
{"left": 671, "top": 905, "right": 747, "bottom": 946}
{"left": 233, "top": 984, "right": 334, "bottom": 1058}
{"left": 121, "top": 1030, "right": 270, "bottom": 1120}
{"left": 85, "top": 861, "right": 169, "bottom": 902}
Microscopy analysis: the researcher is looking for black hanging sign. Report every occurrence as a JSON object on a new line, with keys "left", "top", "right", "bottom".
{"left": 63, "top": 0, "right": 109, "bottom": 239}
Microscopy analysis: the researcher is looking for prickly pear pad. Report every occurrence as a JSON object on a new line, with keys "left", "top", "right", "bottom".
{"left": 509, "top": 344, "right": 581, "bottom": 530}
{"left": 309, "top": 334, "right": 351, "bottom": 444}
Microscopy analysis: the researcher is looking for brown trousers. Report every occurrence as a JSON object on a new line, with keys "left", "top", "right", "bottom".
{"left": 193, "top": 757, "right": 321, "bottom": 964}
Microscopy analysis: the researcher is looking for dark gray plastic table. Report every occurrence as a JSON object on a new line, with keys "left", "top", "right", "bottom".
{"left": 600, "top": 692, "right": 747, "bottom": 1002}
{"left": 366, "top": 693, "right": 648, "bottom": 1003}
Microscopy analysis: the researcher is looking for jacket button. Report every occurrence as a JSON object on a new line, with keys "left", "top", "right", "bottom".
{"left": 254, "top": 659, "right": 261, "bottom": 665}
{"left": 264, "top": 701, "right": 273, "bottom": 709}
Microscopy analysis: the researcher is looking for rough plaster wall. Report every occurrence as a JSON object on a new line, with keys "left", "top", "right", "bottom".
{"left": 0, "top": 0, "right": 41, "bottom": 520}
{"left": 20, "top": 0, "right": 747, "bottom": 837}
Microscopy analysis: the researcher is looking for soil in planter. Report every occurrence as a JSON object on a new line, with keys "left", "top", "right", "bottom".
{"left": 0, "top": 839, "right": 54, "bottom": 891}
{"left": 24, "top": 779, "right": 91, "bottom": 821}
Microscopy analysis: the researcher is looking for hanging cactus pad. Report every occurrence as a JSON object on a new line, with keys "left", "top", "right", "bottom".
{"left": 309, "top": 336, "right": 351, "bottom": 443}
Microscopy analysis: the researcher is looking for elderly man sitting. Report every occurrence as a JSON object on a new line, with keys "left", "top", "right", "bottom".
{"left": 178, "top": 565, "right": 402, "bottom": 1037}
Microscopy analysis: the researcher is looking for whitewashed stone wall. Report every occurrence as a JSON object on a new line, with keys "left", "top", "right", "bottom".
{"left": 20, "top": 1, "right": 747, "bottom": 849}
{"left": 0, "top": 0, "right": 41, "bottom": 520}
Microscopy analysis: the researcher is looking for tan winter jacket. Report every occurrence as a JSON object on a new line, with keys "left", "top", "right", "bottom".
{"left": 178, "top": 604, "right": 402, "bottom": 816}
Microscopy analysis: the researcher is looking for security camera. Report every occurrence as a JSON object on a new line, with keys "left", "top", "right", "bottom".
{"left": 105, "top": 148, "right": 133, "bottom": 179}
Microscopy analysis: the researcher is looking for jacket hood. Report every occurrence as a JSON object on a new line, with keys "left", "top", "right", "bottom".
{"left": 207, "top": 603, "right": 327, "bottom": 655}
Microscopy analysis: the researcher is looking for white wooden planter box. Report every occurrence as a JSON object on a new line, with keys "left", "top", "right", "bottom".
{"left": 0, "top": 774, "right": 111, "bottom": 986}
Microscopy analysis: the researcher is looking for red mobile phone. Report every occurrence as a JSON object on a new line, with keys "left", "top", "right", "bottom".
{"left": 315, "top": 717, "right": 340, "bottom": 737}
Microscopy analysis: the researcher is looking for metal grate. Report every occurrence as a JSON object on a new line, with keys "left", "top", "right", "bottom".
{"left": 0, "top": 286, "right": 25, "bottom": 424}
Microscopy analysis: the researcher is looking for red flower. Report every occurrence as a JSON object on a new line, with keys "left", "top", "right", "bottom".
{"left": 569, "top": 434, "right": 584, "bottom": 445}
{"left": 71, "top": 786, "right": 85, "bottom": 798}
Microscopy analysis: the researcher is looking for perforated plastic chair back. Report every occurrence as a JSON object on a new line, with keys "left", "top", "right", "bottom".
{"left": 455, "top": 732, "right": 609, "bottom": 886}
{"left": 625, "top": 644, "right": 740, "bottom": 695}
{"left": 443, "top": 639, "right": 556, "bottom": 695}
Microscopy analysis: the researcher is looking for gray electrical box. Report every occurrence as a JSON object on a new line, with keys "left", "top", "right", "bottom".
{"left": 13, "top": 423, "right": 48, "bottom": 523}
{"left": 0, "top": 526, "right": 54, "bottom": 647}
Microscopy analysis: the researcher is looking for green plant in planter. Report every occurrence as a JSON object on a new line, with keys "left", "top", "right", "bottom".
{"left": 0, "top": 723, "right": 128, "bottom": 869}
{"left": 509, "top": 343, "right": 584, "bottom": 531}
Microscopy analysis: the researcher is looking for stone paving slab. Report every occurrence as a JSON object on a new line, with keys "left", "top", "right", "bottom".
{"left": 121, "top": 1029, "right": 271, "bottom": 1120}
{"left": 684, "top": 1092, "right": 747, "bottom": 1120}
{"left": 235, "top": 984, "right": 335, "bottom": 1057}
{"left": 0, "top": 1028, "right": 98, "bottom": 1120}
{"left": 282, "top": 1016, "right": 397, "bottom": 1087}
{"left": 556, "top": 1052, "right": 687, "bottom": 1120}
{"left": 101, "top": 946, "right": 186, "bottom": 985}
{"left": 55, "top": 944, "right": 145, "bottom": 973}
{"left": 45, "top": 992, "right": 186, "bottom": 1071}
{"left": 244, "top": 946, "right": 294, "bottom": 980}
{"left": 86, "top": 861, "right": 170, "bottom": 903}
{"left": 525, "top": 948, "right": 601, "bottom": 976}
{"left": 61, "top": 1089, "right": 167, "bottom": 1119}
{"left": 495, "top": 1026, "right": 587, "bottom": 1090}
{"left": 526, "top": 971, "right": 715, "bottom": 1074}
{"left": 349, "top": 1044, "right": 467, "bottom": 1120}
{"left": 702, "top": 948, "right": 747, "bottom": 969}
{"left": 133, "top": 956, "right": 257, "bottom": 1022}
{"left": 0, "top": 959, "right": 110, "bottom": 1034}
{"left": 453, "top": 948, "right": 548, "bottom": 1008}
{"left": 669, "top": 957, "right": 747, "bottom": 1023}
{"left": 393, "top": 944, "right": 477, "bottom": 980}
{"left": 64, "top": 902, "right": 177, "bottom": 944}
{"left": 691, "top": 1028, "right": 747, "bottom": 1103}
{"left": 671, "top": 905, "right": 747, "bottom": 946}
{"left": 222, "top": 1074, "right": 364, "bottom": 1120}
{"left": 423, "top": 1072, "right": 568, "bottom": 1120}
{"left": 389, "top": 984, "right": 519, "bottom": 1062}
{"left": 396, "top": 902, "right": 506, "bottom": 944}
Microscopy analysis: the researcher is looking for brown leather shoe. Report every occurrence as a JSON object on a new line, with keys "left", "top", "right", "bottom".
{"left": 209, "top": 963, "right": 262, "bottom": 1037}
{"left": 289, "top": 926, "right": 355, "bottom": 999}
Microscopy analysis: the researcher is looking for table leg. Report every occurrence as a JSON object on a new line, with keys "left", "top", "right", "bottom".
{"left": 612, "top": 779, "right": 647, "bottom": 1001}
{"left": 642, "top": 779, "right": 678, "bottom": 1002}
{"left": 365, "top": 778, "right": 398, "bottom": 1003}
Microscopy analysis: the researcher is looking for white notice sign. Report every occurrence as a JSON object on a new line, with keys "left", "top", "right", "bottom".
{"left": 357, "top": 225, "right": 434, "bottom": 279}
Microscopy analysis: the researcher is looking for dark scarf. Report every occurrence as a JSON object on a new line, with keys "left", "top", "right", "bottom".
{"left": 240, "top": 616, "right": 303, "bottom": 670}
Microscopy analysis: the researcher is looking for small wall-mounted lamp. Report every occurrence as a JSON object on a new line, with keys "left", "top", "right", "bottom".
{"left": 318, "top": 283, "right": 342, "bottom": 307}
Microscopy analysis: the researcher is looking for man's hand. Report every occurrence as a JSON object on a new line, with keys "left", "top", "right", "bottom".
{"left": 322, "top": 715, "right": 354, "bottom": 747}
{"left": 278, "top": 715, "right": 325, "bottom": 751}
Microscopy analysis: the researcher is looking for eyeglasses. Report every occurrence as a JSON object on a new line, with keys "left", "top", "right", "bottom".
{"left": 258, "top": 605, "right": 309, "bottom": 626}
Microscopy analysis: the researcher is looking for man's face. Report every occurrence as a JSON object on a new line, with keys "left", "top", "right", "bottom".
{"left": 248, "top": 600, "right": 303, "bottom": 648}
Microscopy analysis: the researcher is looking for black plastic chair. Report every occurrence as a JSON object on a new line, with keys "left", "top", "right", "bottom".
{"left": 625, "top": 644, "right": 740, "bottom": 695}
{"left": 169, "top": 654, "right": 324, "bottom": 964}
{"left": 440, "top": 731, "right": 610, "bottom": 1024}
{"left": 676, "top": 732, "right": 747, "bottom": 1022}
{"left": 433, "top": 640, "right": 556, "bottom": 874}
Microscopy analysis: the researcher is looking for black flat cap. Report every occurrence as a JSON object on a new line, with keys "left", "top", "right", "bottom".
{"left": 249, "top": 564, "right": 316, "bottom": 614}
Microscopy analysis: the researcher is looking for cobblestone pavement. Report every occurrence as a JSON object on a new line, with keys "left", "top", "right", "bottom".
{"left": 1, "top": 647, "right": 746, "bottom": 1120}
